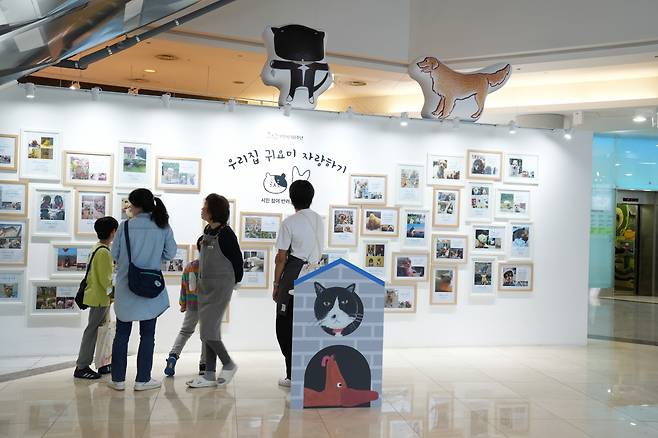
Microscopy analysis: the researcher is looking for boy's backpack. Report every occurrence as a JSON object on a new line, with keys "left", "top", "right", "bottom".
{"left": 75, "top": 245, "right": 110, "bottom": 310}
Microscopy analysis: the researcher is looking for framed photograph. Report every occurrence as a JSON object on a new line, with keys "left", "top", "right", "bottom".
{"left": 31, "top": 186, "right": 72, "bottom": 238}
{"left": 239, "top": 212, "right": 282, "bottom": 244}
{"left": 362, "top": 241, "right": 388, "bottom": 279}
{"left": 319, "top": 249, "right": 349, "bottom": 267}
{"left": 499, "top": 262, "right": 534, "bottom": 292}
{"left": 510, "top": 223, "right": 532, "bottom": 259}
{"left": 428, "top": 393, "right": 454, "bottom": 433}
{"left": 396, "top": 164, "right": 424, "bottom": 206}
{"left": 432, "top": 188, "right": 460, "bottom": 228}
{"left": 384, "top": 283, "right": 417, "bottom": 312}
{"left": 156, "top": 156, "right": 202, "bottom": 192}
{"left": 30, "top": 280, "right": 79, "bottom": 314}
{"left": 432, "top": 234, "right": 467, "bottom": 264}
{"left": 0, "top": 218, "right": 28, "bottom": 265}
{"left": 391, "top": 252, "right": 429, "bottom": 282}
{"left": 403, "top": 209, "right": 429, "bottom": 248}
{"left": 504, "top": 153, "right": 538, "bottom": 185}
{"left": 427, "top": 153, "right": 464, "bottom": 186}
{"left": 0, "top": 269, "right": 25, "bottom": 304}
{"left": 0, "top": 180, "right": 28, "bottom": 217}
{"left": 361, "top": 207, "right": 399, "bottom": 238}
{"left": 466, "top": 182, "right": 493, "bottom": 221}
{"left": 472, "top": 224, "right": 506, "bottom": 255}
{"left": 113, "top": 191, "right": 132, "bottom": 222}
{"left": 328, "top": 205, "right": 359, "bottom": 248}
{"left": 495, "top": 188, "right": 530, "bottom": 220}
{"left": 63, "top": 151, "right": 113, "bottom": 187}
{"left": 495, "top": 402, "right": 530, "bottom": 435}
{"left": 0, "top": 134, "right": 19, "bottom": 172}
{"left": 162, "top": 245, "right": 190, "bottom": 277}
{"left": 241, "top": 246, "right": 271, "bottom": 289}
{"left": 430, "top": 266, "right": 458, "bottom": 305}
{"left": 75, "top": 190, "right": 112, "bottom": 238}
{"left": 467, "top": 149, "right": 502, "bottom": 181}
{"left": 117, "top": 141, "right": 152, "bottom": 187}
{"left": 50, "top": 242, "right": 94, "bottom": 278}
{"left": 20, "top": 129, "right": 61, "bottom": 180}
{"left": 348, "top": 174, "right": 387, "bottom": 205}
{"left": 471, "top": 258, "right": 496, "bottom": 296}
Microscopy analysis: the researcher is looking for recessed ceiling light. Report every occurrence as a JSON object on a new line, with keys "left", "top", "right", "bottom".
{"left": 144, "top": 68, "right": 156, "bottom": 73}
{"left": 347, "top": 80, "right": 367, "bottom": 87}
{"left": 155, "top": 54, "right": 178, "bottom": 61}
{"left": 625, "top": 173, "right": 633, "bottom": 177}
{"left": 633, "top": 114, "right": 647, "bottom": 123}
{"left": 130, "top": 78, "right": 149, "bottom": 83}
{"left": 233, "top": 80, "right": 245, "bottom": 85}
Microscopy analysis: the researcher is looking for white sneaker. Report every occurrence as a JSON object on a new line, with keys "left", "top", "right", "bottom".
{"left": 186, "top": 376, "right": 218, "bottom": 388}
{"left": 278, "top": 378, "right": 291, "bottom": 388}
{"left": 218, "top": 364, "right": 238, "bottom": 386}
{"left": 134, "top": 379, "right": 161, "bottom": 391}
{"left": 107, "top": 380, "right": 125, "bottom": 391}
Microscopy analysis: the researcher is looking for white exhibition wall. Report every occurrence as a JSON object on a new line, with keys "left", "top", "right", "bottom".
{"left": 0, "top": 86, "right": 592, "bottom": 357}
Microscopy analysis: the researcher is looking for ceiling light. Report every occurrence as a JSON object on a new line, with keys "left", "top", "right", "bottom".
{"left": 633, "top": 114, "right": 647, "bottom": 123}
{"left": 69, "top": 81, "right": 80, "bottom": 90}
{"left": 640, "top": 162, "right": 656, "bottom": 165}
{"left": 90, "top": 86, "right": 101, "bottom": 101}
{"left": 144, "top": 68, "right": 156, "bottom": 73}
{"left": 614, "top": 163, "right": 621, "bottom": 166}
{"left": 161, "top": 93, "right": 171, "bottom": 108}
{"left": 400, "top": 112, "right": 409, "bottom": 127}
{"left": 625, "top": 173, "right": 633, "bottom": 177}
{"left": 283, "top": 103, "right": 292, "bottom": 117}
{"left": 508, "top": 120, "right": 517, "bottom": 134}
{"left": 24, "top": 82, "right": 36, "bottom": 99}
{"left": 227, "top": 99, "right": 236, "bottom": 112}
{"left": 155, "top": 54, "right": 178, "bottom": 61}
{"left": 563, "top": 128, "right": 573, "bottom": 140}
{"left": 347, "top": 80, "right": 367, "bottom": 87}
{"left": 232, "top": 80, "right": 245, "bottom": 85}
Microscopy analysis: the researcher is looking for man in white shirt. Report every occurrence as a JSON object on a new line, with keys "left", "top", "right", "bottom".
{"left": 272, "top": 180, "right": 323, "bottom": 387}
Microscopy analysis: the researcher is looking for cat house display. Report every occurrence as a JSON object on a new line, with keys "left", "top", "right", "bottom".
{"left": 261, "top": 24, "right": 333, "bottom": 109}
{"left": 290, "top": 259, "right": 384, "bottom": 410}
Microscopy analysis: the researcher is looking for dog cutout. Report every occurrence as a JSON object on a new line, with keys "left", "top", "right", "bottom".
{"left": 409, "top": 56, "right": 511, "bottom": 122}
{"left": 261, "top": 24, "right": 333, "bottom": 109}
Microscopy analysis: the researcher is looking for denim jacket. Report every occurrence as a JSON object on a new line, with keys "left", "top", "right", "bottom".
{"left": 112, "top": 213, "right": 177, "bottom": 321}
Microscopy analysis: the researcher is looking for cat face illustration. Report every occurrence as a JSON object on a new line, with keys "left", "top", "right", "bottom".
{"left": 263, "top": 172, "right": 288, "bottom": 194}
{"left": 314, "top": 282, "right": 363, "bottom": 337}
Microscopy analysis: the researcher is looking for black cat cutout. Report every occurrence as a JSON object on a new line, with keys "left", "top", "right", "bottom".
{"left": 313, "top": 282, "right": 364, "bottom": 337}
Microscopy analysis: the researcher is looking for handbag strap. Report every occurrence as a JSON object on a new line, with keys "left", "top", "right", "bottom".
{"left": 124, "top": 220, "right": 132, "bottom": 263}
{"left": 82, "top": 245, "right": 110, "bottom": 282}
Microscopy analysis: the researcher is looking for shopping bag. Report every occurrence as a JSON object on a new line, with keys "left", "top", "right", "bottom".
{"left": 94, "top": 318, "right": 115, "bottom": 370}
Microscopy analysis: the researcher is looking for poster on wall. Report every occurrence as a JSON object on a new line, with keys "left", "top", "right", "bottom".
{"left": 0, "top": 181, "right": 28, "bottom": 217}
{"left": 0, "top": 270, "right": 24, "bottom": 304}
{"left": 495, "top": 189, "right": 530, "bottom": 220}
{"left": 50, "top": 243, "right": 93, "bottom": 278}
{"left": 432, "top": 234, "right": 467, "bottom": 264}
{"left": 362, "top": 241, "right": 387, "bottom": 279}
{"left": 361, "top": 207, "right": 399, "bottom": 238}
{"left": 430, "top": 266, "right": 457, "bottom": 305}
{"left": 239, "top": 212, "right": 282, "bottom": 244}
{"left": 117, "top": 141, "right": 152, "bottom": 187}
{"left": 402, "top": 209, "right": 428, "bottom": 248}
{"left": 31, "top": 281, "right": 78, "bottom": 314}
{"left": 427, "top": 154, "right": 464, "bottom": 186}
{"left": 391, "top": 252, "right": 428, "bottom": 282}
{"left": 156, "top": 157, "right": 202, "bottom": 192}
{"left": 75, "top": 191, "right": 111, "bottom": 238}
{"left": 328, "top": 205, "right": 359, "bottom": 248}
{"left": 63, "top": 151, "right": 113, "bottom": 187}
{"left": 349, "top": 174, "right": 387, "bottom": 205}
{"left": 0, "top": 134, "right": 18, "bottom": 172}
{"left": 113, "top": 191, "right": 132, "bottom": 221}
{"left": 20, "top": 130, "right": 61, "bottom": 180}
{"left": 32, "top": 187, "right": 71, "bottom": 238}
{"left": 432, "top": 188, "right": 460, "bottom": 227}
{"left": 0, "top": 218, "right": 28, "bottom": 265}
{"left": 499, "top": 262, "right": 533, "bottom": 292}
{"left": 467, "top": 150, "right": 502, "bottom": 181}
{"left": 509, "top": 223, "right": 532, "bottom": 259}
{"left": 320, "top": 249, "right": 349, "bottom": 267}
{"left": 384, "top": 284, "right": 416, "bottom": 312}
{"left": 241, "top": 246, "right": 271, "bottom": 289}
{"left": 162, "top": 245, "right": 190, "bottom": 277}
{"left": 471, "top": 258, "right": 496, "bottom": 296}
{"left": 466, "top": 183, "right": 492, "bottom": 221}
{"left": 395, "top": 164, "right": 424, "bottom": 206}
{"left": 504, "top": 153, "right": 539, "bottom": 185}
{"left": 472, "top": 225, "right": 506, "bottom": 255}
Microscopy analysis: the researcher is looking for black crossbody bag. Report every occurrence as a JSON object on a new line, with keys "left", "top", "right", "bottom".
{"left": 74, "top": 245, "right": 110, "bottom": 310}
{"left": 124, "top": 221, "right": 165, "bottom": 299}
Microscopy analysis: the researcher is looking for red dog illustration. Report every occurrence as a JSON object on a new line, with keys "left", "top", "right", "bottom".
{"left": 304, "top": 355, "right": 379, "bottom": 408}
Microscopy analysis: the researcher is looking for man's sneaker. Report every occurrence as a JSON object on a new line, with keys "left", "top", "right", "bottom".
{"left": 164, "top": 355, "right": 177, "bottom": 377}
{"left": 199, "top": 363, "right": 206, "bottom": 376}
{"left": 107, "top": 380, "right": 125, "bottom": 391}
{"left": 278, "top": 378, "right": 291, "bottom": 388}
{"left": 74, "top": 367, "right": 101, "bottom": 380}
{"left": 134, "top": 379, "right": 161, "bottom": 391}
{"left": 97, "top": 365, "right": 111, "bottom": 375}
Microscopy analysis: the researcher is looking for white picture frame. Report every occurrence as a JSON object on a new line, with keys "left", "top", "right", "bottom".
{"left": 472, "top": 224, "right": 506, "bottom": 255}
{"left": 30, "top": 280, "right": 80, "bottom": 314}
{"left": 162, "top": 245, "right": 191, "bottom": 277}
{"left": 155, "top": 156, "right": 202, "bottom": 192}
{"left": 241, "top": 246, "right": 271, "bottom": 290}
{"left": 495, "top": 188, "right": 531, "bottom": 220}
{"left": 31, "top": 186, "right": 72, "bottom": 238}
{"left": 509, "top": 222, "right": 533, "bottom": 260}
{"left": 499, "top": 262, "right": 534, "bottom": 292}
{"left": 432, "top": 188, "right": 460, "bottom": 228}
{"left": 361, "top": 207, "right": 400, "bottom": 238}
{"left": 362, "top": 240, "right": 388, "bottom": 280}
{"left": 385, "top": 283, "right": 417, "bottom": 313}
{"left": 19, "top": 129, "right": 61, "bottom": 181}
{"left": 430, "top": 265, "right": 458, "bottom": 305}
{"left": 402, "top": 209, "right": 429, "bottom": 248}
{"left": 391, "top": 251, "right": 429, "bottom": 282}
{"left": 239, "top": 212, "right": 282, "bottom": 244}
{"left": 0, "top": 180, "right": 28, "bottom": 217}
{"left": 113, "top": 191, "right": 132, "bottom": 222}
{"left": 63, "top": 150, "right": 114, "bottom": 188}
{"left": 50, "top": 242, "right": 95, "bottom": 279}
{"left": 395, "top": 163, "right": 424, "bottom": 206}
{"left": 426, "top": 153, "right": 464, "bottom": 186}
{"left": 466, "top": 182, "right": 493, "bottom": 222}
{"left": 432, "top": 233, "right": 468, "bottom": 264}
{"left": 0, "top": 217, "right": 28, "bottom": 265}
{"left": 75, "top": 190, "right": 112, "bottom": 238}
{"left": 116, "top": 141, "right": 152, "bottom": 188}
{"left": 0, "top": 134, "right": 19, "bottom": 172}
{"left": 348, "top": 174, "right": 387, "bottom": 205}
{"left": 320, "top": 249, "right": 349, "bottom": 266}
{"left": 504, "top": 153, "right": 539, "bottom": 185}
{"left": 467, "top": 149, "right": 502, "bottom": 181}
{"left": 471, "top": 258, "right": 496, "bottom": 296}
{"left": 328, "top": 205, "right": 360, "bottom": 248}
{"left": 0, "top": 269, "right": 25, "bottom": 304}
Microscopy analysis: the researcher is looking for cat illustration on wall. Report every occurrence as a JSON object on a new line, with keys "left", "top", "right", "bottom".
{"left": 313, "top": 282, "right": 364, "bottom": 336}
{"left": 263, "top": 166, "right": 311, "bottom": 194}
{"left": 261, "top": 24, "right": 333, "bottom": 109}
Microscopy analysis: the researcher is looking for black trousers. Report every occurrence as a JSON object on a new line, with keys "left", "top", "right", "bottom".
{"left": 275, "top": 296, "right": 294, "bottom": 379}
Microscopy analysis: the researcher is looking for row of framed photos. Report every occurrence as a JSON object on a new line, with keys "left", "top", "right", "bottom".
{"left": 0, "top": 132, "right": 201, "bottom": 192}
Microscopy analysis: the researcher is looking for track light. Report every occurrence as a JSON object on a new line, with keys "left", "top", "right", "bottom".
{"left": 452, "top": 117, "right": 461, "bottom": 129}
{"left": 90, "top": 87, "right": 101, "bottom": 101}
{"left": 508, "top": 120, "right": 517, "bottom": 134}
{"left": 400, "top": 112, "right": 409, "bottom": 127}
{"left": 283, "top": 103, "right": 292, "bottom": 117}
{"left": 69, "top": 81, "right": 80, "bottom": 90}
{"left": 24, "top": 82, "right": 36, "bottom": 99}
{"left": 563, "top": 128, "right": 573, "bottom": 140}
{"left": 161, "top": 93, "right": 171, "bottom": 108}
{"left": 227, "top": 99, "right": 236, "bottom": 112}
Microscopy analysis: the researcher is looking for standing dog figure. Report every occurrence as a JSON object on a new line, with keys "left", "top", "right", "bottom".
{"left": 409, "top": 56, "right": 511, "bottom": 121}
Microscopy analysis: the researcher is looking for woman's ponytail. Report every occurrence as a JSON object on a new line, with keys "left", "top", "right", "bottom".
{"left": 152, "top": 197, "right": 169, "bottom": 229}
{"left": 128, "top": 188, "right": 169, "bottom": 229}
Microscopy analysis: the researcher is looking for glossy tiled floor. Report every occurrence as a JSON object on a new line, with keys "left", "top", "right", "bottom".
{"left": 2, "top": 341, "right": 658, "bottom": 437}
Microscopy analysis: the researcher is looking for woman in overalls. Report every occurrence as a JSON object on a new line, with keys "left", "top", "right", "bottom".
{"left": 187, "top": 193, "right": 243, "bottom": 388}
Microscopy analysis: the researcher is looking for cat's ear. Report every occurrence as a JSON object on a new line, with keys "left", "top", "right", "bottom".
{"left": 265, "top": 172, "right": 272, "bottom": 177}
{"left": 346, "top": 284, "right": 356, "bottom": 294}
{"left": 314, "top": 282, "right": 326, "bottom": 295}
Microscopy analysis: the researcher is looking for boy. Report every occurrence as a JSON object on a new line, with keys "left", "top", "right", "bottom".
{"left": 165, "top": 236, "right": 205, "bottom": 376}
{"left": 74, "top": 216, "right": 119, "bottom": 380}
